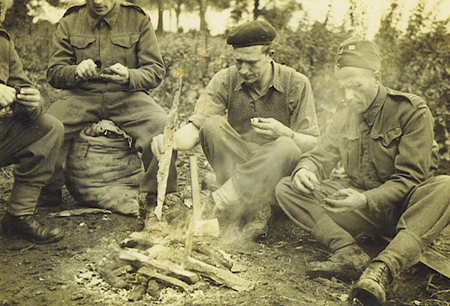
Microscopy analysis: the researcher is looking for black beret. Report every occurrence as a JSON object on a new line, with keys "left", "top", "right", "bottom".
{"left": 227, "top": 20, "right": 277, "bottom": 48}
{"left": 336, "top": 37, "right": 381, "bottom": 71}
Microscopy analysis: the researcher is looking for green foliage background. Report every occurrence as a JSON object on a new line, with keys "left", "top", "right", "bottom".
{"left": 4, "top": 1, "right": 450, "bottom": 174}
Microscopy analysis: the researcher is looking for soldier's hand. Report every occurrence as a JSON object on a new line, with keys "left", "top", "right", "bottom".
{"left": 251, "top": 117, "right": 293, "bottom": 140}
{"left": 0, "top": 84, "right": 17, "bottom": 108}
{"left": 151, "top": 134, "right": 167, "bottom": 161}
{"left": 100, "top": 63, "right": 130, "bottom": 84}
{"left": 322, "top": 189, "right": 368, "bottom": 214}
{"left": 15, "top": 87, "right": 41, "bottom": 109}
{"left": 292, "top": 168, "right": 319, "bottom": 194}
{"left": 76, "top": 59, "right": 98, "bottom": 80}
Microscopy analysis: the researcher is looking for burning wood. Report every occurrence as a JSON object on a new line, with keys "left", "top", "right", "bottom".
{"left": 183, "top": 256, "right": 254, "bottom": 292}
{"left": 119, "top": 247, "right": 200, "bottom": 284}
{"left": 117, "top": 241, "right": 254, "bottom": 293}
{"left": 137, "top": 267, "right": 192, "bottom": 292}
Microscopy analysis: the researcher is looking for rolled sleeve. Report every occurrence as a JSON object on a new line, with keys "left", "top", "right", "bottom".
{"left": 289, "top": 73, "right": 320, "bottom": 137}
{"left": 189, "top": 69, "right": 228, "bottom": 128}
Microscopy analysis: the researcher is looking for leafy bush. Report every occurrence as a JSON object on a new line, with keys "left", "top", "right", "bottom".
{"left": 374, "top": 3, "right": 450, "bottom": 173}
{"left": 153, "top": 32, "right": 234, "bottom": 117}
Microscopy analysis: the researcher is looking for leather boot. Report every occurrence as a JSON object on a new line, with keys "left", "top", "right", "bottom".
{"left": 241, "top": 205, "right": 271, "bottom": 241}
{"left": 1, "top": 212, "right": 63, "bottom": 244}
{"left": 351, "top": 261, "right": 393, "bottom": 306}
{"left": 306, "top": 244, "right": 371, "bottom": 282}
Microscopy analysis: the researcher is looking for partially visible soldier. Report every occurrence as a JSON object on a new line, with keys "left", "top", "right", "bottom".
{"left": 276, "top": 37, "right": 450, "bottom": 305}
{"left": 0, "top": 0, "right": 64, "bottom": 244}
{"left": 41, "top": 0, "right": 176, "bottom": 205}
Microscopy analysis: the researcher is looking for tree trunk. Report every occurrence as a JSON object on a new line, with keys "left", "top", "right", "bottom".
{"left": 156, "top": 0, "right": 164, "bottom": 34}
{"left": 253, "top": 0, "right": 260, "bottom": 20}
{"left": 175, "top": 3, "right": 181, "bottom": 31}
{"left": 199, "top": 0, "right": 207, "bottom": 33}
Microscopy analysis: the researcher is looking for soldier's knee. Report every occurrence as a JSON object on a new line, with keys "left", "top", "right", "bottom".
{"left": 36, "top": 114, "right": 64, "bottom": 136}
{"left": 275, "top": 176, "right": 293, "bottom": 201}
{"left": 435, "top": 175, "right": 450, "bottom": 184}
{"left": 273, "top": 136, "right": 301, "bottom": 161}
{"left": 434, "top": 175, "right": 450, "bottom": 194}
{"left": 153, "top": 112, "right": 168, "bottom": 133}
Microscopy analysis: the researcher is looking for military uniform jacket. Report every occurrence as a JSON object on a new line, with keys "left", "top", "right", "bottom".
{"left": 46, "top": 2, "right": 165, "bottom": 93}
{"left": 294, "top": 85, "right": 439, "bottom": 219}
{"left": 189, "top": 62, "right": 320, "bottom": 145}
{"left": 0, "top": 29, "right": 41, "bottom": 120}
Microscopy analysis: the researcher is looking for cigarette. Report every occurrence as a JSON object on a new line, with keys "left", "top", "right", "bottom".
{"left": 250, "top": 118, "right": 260, "bottom": 123}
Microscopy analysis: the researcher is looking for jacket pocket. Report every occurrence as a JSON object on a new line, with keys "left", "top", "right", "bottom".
{"left": 70, "top": 36, "right": 96, "bottom": 49}
{"left": 371, "top": 125, "right": 402, "bottom": 180}
{"left": 70, "top": 35, "right": 96, "bottom": 63}
{"left": 378, "top": 126, "right": 402, "bottom": 147}
{"left": 110, "top": 34, "right": 140, "bottom": 48}
{"left": 110, "top": 34, "right": 140, "bottom": 67}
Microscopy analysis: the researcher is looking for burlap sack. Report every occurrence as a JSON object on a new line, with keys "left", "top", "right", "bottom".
{"left": 65, "top": 120, "right": 143, "bottom": 216}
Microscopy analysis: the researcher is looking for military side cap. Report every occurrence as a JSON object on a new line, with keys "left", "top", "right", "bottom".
{"left": 227, "top": 20, "right": 276, "bottom": 48}
{"left": 336, "top": 37, "right": 381, "bottom": 71}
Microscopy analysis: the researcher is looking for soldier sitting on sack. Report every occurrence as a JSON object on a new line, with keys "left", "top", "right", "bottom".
{"left": 40, "top": 0, "right": 177, "bottom": 206}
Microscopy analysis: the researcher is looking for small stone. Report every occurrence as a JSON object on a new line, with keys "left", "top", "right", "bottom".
{"left": 192, "top": 281, "right": 210, "bottom": 291}
{"left": 128, "top": 284, "right": 146, "bottom": 302}
{"left": 147, "top": 279, "right": 161, "bottom": 298}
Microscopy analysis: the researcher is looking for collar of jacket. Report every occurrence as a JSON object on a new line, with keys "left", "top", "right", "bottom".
{"left": 233, "top": 61, "right": 284, "bottom": 93}
{"left": 363, "top": 84, "right": 387, "bottom": 126}
{"left": 86, "top": 2, "right": 120, "bottom": 30}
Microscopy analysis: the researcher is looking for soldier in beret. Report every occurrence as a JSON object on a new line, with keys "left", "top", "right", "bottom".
{"left": 276, "top": 37, "right": 450, "bottom": 305}
{"left": 0, "top": 0, "right": 64, "bottom": 243}
{"left": 41, "top": 0, "right": 177, "bottom": 206}
{"left": 170, "top": 20, "right": 320, "bottom": 241}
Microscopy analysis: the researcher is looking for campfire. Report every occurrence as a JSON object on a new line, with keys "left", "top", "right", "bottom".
{"left": 91, "top": 151, "right": 254, "bottom": 302}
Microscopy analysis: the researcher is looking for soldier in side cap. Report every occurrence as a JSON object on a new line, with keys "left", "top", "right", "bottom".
{"left": 0, "top": 0, "right": 64, "bottom": 243}
{"left": 166, "top": 20, "right": 320, "bottom": 241}
{"left": 276, "top": 37, "right": 450, "bottom": 305}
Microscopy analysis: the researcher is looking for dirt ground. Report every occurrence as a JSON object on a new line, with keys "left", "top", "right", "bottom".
{"left": 1, "top": 150, "right": 450, "bottom": 306}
